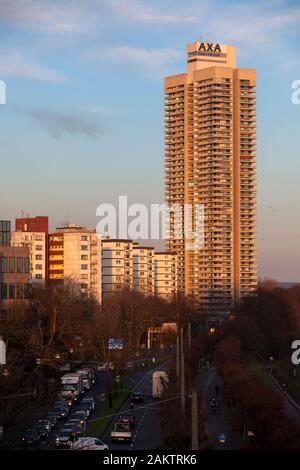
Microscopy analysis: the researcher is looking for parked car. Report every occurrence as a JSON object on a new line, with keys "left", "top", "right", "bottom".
{"left": 22, "top": 428, "right": 41, "bottom": 446}
{"left": 72, "top": 437, "right": 109, "bottom": 450}
{"left": 131, "top": 392, "right": 144, "bottom": 404}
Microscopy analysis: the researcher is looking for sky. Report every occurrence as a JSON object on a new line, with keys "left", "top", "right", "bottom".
{"left": 0, "top": 0, "right": 299, "bottom": 282}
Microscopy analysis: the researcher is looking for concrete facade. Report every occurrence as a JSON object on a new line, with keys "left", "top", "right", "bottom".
{"left": 165, "top": 41, "right": 257, "bottom": 317}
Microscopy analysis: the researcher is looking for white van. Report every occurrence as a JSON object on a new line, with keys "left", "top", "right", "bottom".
{"left": 72, "top": 437, "right": 109, "bottom": 450}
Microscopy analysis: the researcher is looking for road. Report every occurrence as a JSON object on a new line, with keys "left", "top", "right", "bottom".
{"left": 197, "top": 367, "right": 238, "bottom": 450}
{"left": 102, "top": 360, "right": 171, "bottom": 450}
{"left": 42, "top": 371, "right": 108, "bottom": 449}
{"left": 41, "top": 351, "right": 172, "bottom": 450}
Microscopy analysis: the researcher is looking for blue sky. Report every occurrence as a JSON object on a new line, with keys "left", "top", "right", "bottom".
{"left": 0, "top": 0, "right": 299, "bottom": 282}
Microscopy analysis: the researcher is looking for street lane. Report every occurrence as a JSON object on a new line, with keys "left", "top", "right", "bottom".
{"left": 102, "top": 360, "right": 171, "bottom": 450}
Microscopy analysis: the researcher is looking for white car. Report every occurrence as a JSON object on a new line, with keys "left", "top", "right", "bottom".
{"left": 72, "top": 437, "right": 109, "bottom": 450}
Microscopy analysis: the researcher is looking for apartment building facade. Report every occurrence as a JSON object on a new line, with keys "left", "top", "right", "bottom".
{"left": 133, "top": 244, "right": 155, "bottom": 295}
{"left": 165, "top": 41, "right": 257, "bottom": 317}
{"left": 48, "top": 224, "right": 102, "bottom": 303}
{"left": 102, "top": 239, "right": 133, "bottom": 298}
{"left": 0, "top": 221, "right": 30, "bottom": 311}
{"left": 154, "top": 252, "right": 178, "bottom": 299}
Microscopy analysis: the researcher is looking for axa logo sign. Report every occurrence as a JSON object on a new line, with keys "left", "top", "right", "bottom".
{"left": 198, "top": 42, "right": 221, "bottom": 54}
{"left": 0, "top": 80, "right": 6, "bottom": 105}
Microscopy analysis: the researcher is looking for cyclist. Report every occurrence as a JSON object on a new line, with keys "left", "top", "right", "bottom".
{"left": 210, "top": 398, "right": 217, "bottom": 414}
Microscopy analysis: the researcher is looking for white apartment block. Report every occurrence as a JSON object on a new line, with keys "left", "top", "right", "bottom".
{"left": 102, "top": 239, "right": 133, "bottom": 298}
{"left": 133, "top": 244, "right": 155, "bottom": 295}
{"left": 11, "top": 231, "right": 47, "bottom": 282}
{"left": 49, "top": 224, "right": 102, "bottom": 303}
{"left": 154, "top": 252, "right": 178, "bottom": 299}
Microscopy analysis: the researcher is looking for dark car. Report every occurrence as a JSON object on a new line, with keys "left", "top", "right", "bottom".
{"left": 131, "top": 392, "right": 144, "bottom": 404}
{"left": 22, "top": 428, "right": 40, "bottom": 446}
{"left": 44, "top": 412, "right": 59, "bottom": 428}
{"left": 68, "top": 418, "right": 85, "bottom": 431}
{"left": 70, "top": 411, "right": 87, "bottom": 424}
{"left": 78, "top": 403, "right": 91, "bottom": 417}
{"left": 81, "top": 397, "right": 95, "bottom": 413}
{"left": 116, "top": 413, "right": 134, "bottom": 428}
{"left": 53, "top": 402, "right": 69, "bottom": 420}
{"left": 32, "top": 423, "right": 48, "bottom": 440}
{"left": 55, "top": 427, "right": 75, "bottom": 449}
{"left": 38, "top": 418, "right": 54, "bottom": 433}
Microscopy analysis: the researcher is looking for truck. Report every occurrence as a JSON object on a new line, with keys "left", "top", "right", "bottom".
{"left": 76, "top": 368, "right": 94, "bottom": 391}
{"left": 59, "top": 373, "right": 84, "bottom": 405}
{"left": 152, "top": 370, "right": 169, "bottom": 399}
{"left": 110, "top": 422, "right": 132, "bottom": 443}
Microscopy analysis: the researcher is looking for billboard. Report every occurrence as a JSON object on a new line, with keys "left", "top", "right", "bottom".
{"left": 108, "top": 338, "right": 124, "bottom": 350}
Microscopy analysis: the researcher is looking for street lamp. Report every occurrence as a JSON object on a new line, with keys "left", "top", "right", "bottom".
{"left": 270, "top": 356, "right": 273, "bottom": 373}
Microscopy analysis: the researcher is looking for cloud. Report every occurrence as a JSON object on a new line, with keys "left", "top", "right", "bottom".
{"left": 22, "top": 108, "right": 108, "bottom": 139}
{"left": 197, "top": 3, "right": 300, "bottom": 50}
{"left": 0, "top": 0, "right": 91, "bottom": 33}
{"left": 98, "top": 46, "right": 182, "bottom": 79}
{"left": 0, "top": 53, "right": 67, "bottom": 82}
{"left": 104, "top": 0, "right": 197, "bottom": 25}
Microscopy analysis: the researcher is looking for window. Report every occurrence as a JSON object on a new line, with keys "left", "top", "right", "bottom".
{"left": 0, "top": 257, "right": 7, "bottom": 273}
{"left": 35, "top": 264, "right": 43, "bottom": 270}
{"left": 80, "top": 245, "right": 88, "bottom": 251}
{"left": 0, "top": 283, "right": 7, "bottom": 299}
{"left": 81, "top": 264, "right": 88, "bottom": 270}
{"left": 35, "top": 255, "right": 43, "bottom": 260}
{"left": 35, "top": 274, "right": 43, "bottom": 280}
{"left": 17, "top": 257, "right": 23, "bottom": 273}
{"left": 9, "top": 284, "right": 15, "bottom": 299}
{"left": 81, "top": 255, "right": 88, "bottom": 260}
{"left": 81, "top": 236, "right": 88, "bottom": 241}
{"left": 35, "top": 245, "right": 43, "bottom": 251}
{"left": 24, "top": 257, "right": 30, "bottom": 273}
{"left": 9, "top": 257, "right": 15, "bottom": 273}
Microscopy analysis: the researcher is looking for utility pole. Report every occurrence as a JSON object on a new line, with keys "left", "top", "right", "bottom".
{"left": 180, "top": 328, "right": 185, "bottom": 415}
{"left": 191, "top": 388, "right": 198, "bottom": 450}
{"left": 176, "top": 335, "right": 180, "bottom": 378}
{"left": 188, "top": 321, "right": 191, "bottom": 351}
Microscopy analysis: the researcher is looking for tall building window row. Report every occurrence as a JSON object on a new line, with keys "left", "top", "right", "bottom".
{"left": 0, "top": 256, "right": 30, "bottom": 273}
